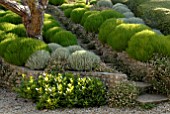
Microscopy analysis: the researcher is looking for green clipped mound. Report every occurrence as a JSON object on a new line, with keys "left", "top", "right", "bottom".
{"left": 49, "top": 0, "right": 67, "bottom": 5}
{"left": 0, "top": 22, "right": 16, "bottom": 31}
{"left": 119, "top": 17, "right": 145, "bottom": 24}
{"left": 16, "top": 73, "right": 106, "bottom": 109}
{"left": 68, "top": 50, "right": 101, "bottom": 71}
{"left": 98, "top": 18, "right": 123, "bottom": 43}
{"left": 0, "top": 12, "right": 22, "bottom": 24}
{"left": 25, "top": 50, "right": 50, "bottom": 70}
{"left": 0, "top": 30, "right": 5, "bottom": 42}
{"left": 64, "top": 8, "right": 74, "bottom": 18}
{"left": 7, "top": 24, "right": 27, "bottom": 37}
{"left": 50, "top": 31, "right": 77, "bottom": 47}
{"left": 43, "top": 20, "right": 60, "bottom": 32}
{"left": 126, "top": 30, "right": 160, "bottom": 62}
{"left": 108, "top": 82, "right": 139, "bottom": 107}
{"left": 50, "top": 47, "right": 70, "bottom": 61}
{"left": 48, "top": 43, "right": 62, "bottom": 52}
{"left": 0, "top": 33, "right": 18, "bottom": 43}
{"left": 84, "top": 13, "right": 104, "bottom": 33}
{"left": 80, "top": 10, "right": 99, "bottom": 26}
{"left": 70, "top": 8, "right": 87, "bottom": 24}
{"left": 0, "top": 37, "right": 18, "bottom": 57}
{"left": 107, "top": 23, "right": 150, "bottom": 51}
{"left": 100, "top": 9, "right": 124, "bottom": 21}
{"left": 67, "top": 45, "right": 83, "bottom": 53}
{"left": 0, "top": 10, "right": 7, "bottom": 17}
{"left": 44, "top": 14, "right": 55, "bottom": 21}
{"left": 96, "top": 0, "right": 113, "bottom": 8}
{"left": 60, "top": 3, "right": 86, "bottom": 10}
{"left": 44, "top": 27, "right": 64, "bottom": 43}
{"left": 4, "top": 38, "right": 49, "bottom": 66}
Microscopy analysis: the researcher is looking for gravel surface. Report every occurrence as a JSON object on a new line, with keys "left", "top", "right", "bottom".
{"left": 1, "top": 88, "right": 170, "bottom": 114}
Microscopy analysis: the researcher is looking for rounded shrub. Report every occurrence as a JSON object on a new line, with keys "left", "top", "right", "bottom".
{"left": 119, "top": 17, "right": 145, "bottom": 24}
{"left": 0, "top": 22, "right": 16, "bottom": 32}
{"left": 113, "top": 6, "right": 131, "bottom": 14}
{"left": 4, "top": 38, "right": 49, "bottom": 66}
{"left": 84, "top": 13, "right": 104, "bottom": 33}
{"left": 50, "top": 31, "right": 77, "bottom": 47}
{"left": 67, "top": 45, "right": 83, "bottom": 53}
{"left": 48, "top": 43, "right": 62, "bottom": 52}
{"left": 112, "top": 3, "right": 128, "bottom": 9}
{"left": 43, "top": 20, "right": 60, "bottom": 32}
{"left": 64, "top": 8, "right": 74, "bottom": 18}
{"left": 44, "top": 27, "right": 64, "bottom": 43}
{"left": 100, "top": 9, "right": 124, "bottom": 21}
{"left": 0, "top": 10, "right": 7, "bottom": 17}
{"left": 0, "top": 33, "right": 18, "bottom": 42}
{"left": 98, "top": 18, "right": 123, "bottom": 43}
{"left": 16, "top": 73, "right": 106, "bottom": 109}
{"left": 96, "top": 0, "right": 113, "bottom": 8}
{"left": 50, "top": 47, "right": 70, "bottom": 61}
{"left": 107, "top": 23, "right": 150, "bottom": 51}
{"left": 0, "top": 30, "right": 5, "bottom": 42}
{"left": 49, "top": 0, "right": 67, "bottom": 5}
{"left": 44, "top": 14, "right": 54, "bottom": 21}
{"left": 70, "top": 8, "right": 87, "bottom": 24}
{"left": 126, "top": 30, "right": 159, "bottom": 62}
{"left": 108, "top": 82, "right": 139, "bottom": 107}
{"left": 80, "top": 10, "right": 99, "bottom": 25}
{"left": 68, "top": 50, "right": 101, "bottom": 71}
{"left": 0, "top": 13, "right": 22, "bottom": 24}
{"left": 25, "top": 50, "right": 50, "bottom": 70}
{"left": 123, "top": 12, "right": 135, "bottom": 18}
{"left": 60, "top": 3, "right": 75, "bottom": 10}
{"left": 7, "top": 24, "right": 27, "bottom": 37}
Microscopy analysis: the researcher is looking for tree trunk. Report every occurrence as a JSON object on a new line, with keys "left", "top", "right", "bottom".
{"left": 0, "top": 0, "right": 48, "bottom": 40}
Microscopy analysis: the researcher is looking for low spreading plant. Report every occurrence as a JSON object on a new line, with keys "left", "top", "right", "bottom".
{"left": 15, "top": 73, "right": 107, "bottom": 109}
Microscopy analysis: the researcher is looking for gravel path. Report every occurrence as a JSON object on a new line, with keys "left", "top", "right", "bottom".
{"left": 1, "top": 88, "right": 170, "bottom": 114}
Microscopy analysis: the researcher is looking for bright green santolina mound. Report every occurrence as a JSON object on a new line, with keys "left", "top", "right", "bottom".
{"left": 70, "top": 8, "right": 87, "bottom": 24}
{"left": 107, "top": 23, "right": 150, "bottom": 51}
{"left": 99, "top": 18, "right": 124, "bottom": 43}
{"left": 4, "top": 38, "right": 49, "bottom": 66}
{"left": 84, "top": 13, "right": 104, "bottom": 32}
{"left": 7, "top": 24, "right": 27, "bottom": 37}
{"left": 49, "top": 0, "right": 67, "bottom": 5}
{"left": 126, "top": 30, "right": 161, "bottom": 62}
{"left": 43, "top": 20, "right": 60, "bottom": 32}
{"left": 0, "top": 22, "right": 16, "bottom": 32}
{"left": 64, "top": 8, "right": 74, "bottom": 18}
{"left": 50, "top": 31, "right": 77, "bottom": 47}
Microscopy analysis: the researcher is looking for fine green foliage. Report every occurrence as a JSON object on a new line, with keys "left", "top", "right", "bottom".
{"left": 96, "top": 0, "right": 113, "bottom": 8}
{"left": 7, "top": 24, "right": 27, "bottom": 37}
{"left": 100, "top": 9, "right": 124, "bottom": 21}
{"left": 49, "top": 0, "right": 67, "bottom": 5}
{"left": 84, "top": 13, "right": 104, "bottom": 33}
{"left": 112, "top": 3, "right": 128, "bottom": 9}
{"left": 126, "top": 30, "right": 159, "bottom": 62}
{"left": 0, "top": 10, "right": 7, "bottom": 17}
{"left": 15, "top": 73, "right": 107, "bottom": 109}
{"left": 0, "top": 12, "right": 22, "bottom": 24}
{"left": 70, "top": 8, "right": 87, "bottom": 24}
{"left": 64, "top": 8, "right": 74, "bottom": 18}
{"left": 80, "top": 10, "right": 99, "bottom": 25}
{"left": 99, "top": 18, "right": 123, "bottom": 43}
{"left": 4, "top": 38, "right": 49, "bottom": 66}
{"left": 0, "top": 33, "right": 18, "bottom": 42}
{"left": 0, "top": 22, "right": 16, "bottom": 32}
{"left": 107, "top": 23, "right": 150, "bottom": 51}
{"left": 68, "top": 50, "right": 101, "bottom": 71}
{"left": 44, "top": 14, "right": 55, "bottom": 21}
{"left": 44, "top": 27, "right": 63, "bottom": 43}
{"left": 48, "top": 43, "right": 62, "bottom": 52}
{"left": 0, "top": 30, "right": 5, "bottom": 42}
{"left": 50, "top": 31, "right": 77, "bottom": 47}
{"left": 25, "top": 50, "right": 50, "bottom": 70}
{"left": 43, "top": 20, "right": 60, "bottom": 32}
{"left": 50, "top": 47, "right": 70, "bottom": 61}
{"left": 60, "top": 3, "right": 86, "bottom": 10}
{"left": 108, "top": 82, "right": 139, "bottom": 107}
{"left": 67, "top": 45, "right": 83, "bottom": 53}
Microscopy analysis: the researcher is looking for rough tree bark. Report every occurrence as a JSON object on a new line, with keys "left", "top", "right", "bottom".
{"left": 0, "top": 0, "right": 48, "bottom": 40}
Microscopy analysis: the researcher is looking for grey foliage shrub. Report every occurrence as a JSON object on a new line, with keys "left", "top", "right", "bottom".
{"left": 112, "top": 3, "right": 128, "bottom": 9}
{"left": 48, "top": 43, "right": 62, "bottom": 53}
{"left": 25, "top": 50, "right": 50, "bottom": 70}
{"left": 152, "top": 29, "right": 163, "bottom": 35}
{"left": 50, "top": 47, "right": 70, "bottom": 61}
{"left": 123, "top": 12, "right": 134, "bottom": 18}
{"left": 96, "top": 0, "right": 113, "bottom": 8}
{"left": 119, "top": 17, "right": 145, "bottom": 24}
{"left": 113, "top": 6, "right": 131, "bottom": 14}
{"left": 67, "top": 45, "right": 83, "bottom": 53}
{"left": 68, "top": 50, "right": 101, "bottom": 71}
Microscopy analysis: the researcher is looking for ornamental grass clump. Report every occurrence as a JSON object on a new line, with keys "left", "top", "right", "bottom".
{"left": 84, "top": 13, "right": 104, "bottom": 33}
{"left": 4, "top": 38, "right": 49, "bottom": 66}
{"left": 70, "top": 8, "right": 87, "bottom": 24}
{"left": 99, "top": 18, "right": 123, "bottom": 43}
{"left": 50, "top": 31, "right": 77, "bottom": 47}
{"left": 68, "top": 50, "right": 101, "bottom": 71}
{"left": 25, "top": 50, "right": 51, "bottom": 70}
{"left": 107, "top": 23, "right": 150, "bottom": 51}
{"left": 96, "top": 0, "right": 113, "bottom": 8}
{"left": 48, "top": 43, "right": 62, "bottom": 52}
{"left": 108, "top": 82, "right": 139, "bottom": 107}
{"left": 16, "top": 73, "right": 107, "bottom": 109}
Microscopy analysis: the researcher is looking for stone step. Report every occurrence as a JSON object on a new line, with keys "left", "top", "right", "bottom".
{"left": 136, "top": 94, "right": 169, "bottom": 104}
{"left": 133, "top": 81, "right": 151, "bottom": 94}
